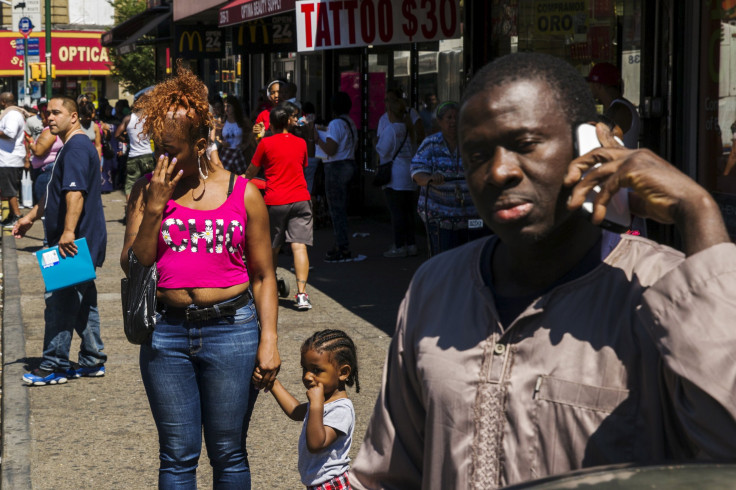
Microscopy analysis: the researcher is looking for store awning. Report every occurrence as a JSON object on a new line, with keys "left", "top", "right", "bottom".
{"left": 218, "top": 0, "right": 295, "bottom": 28}
{"left": 101, "top": 5, "right": 171, "bottom": 49}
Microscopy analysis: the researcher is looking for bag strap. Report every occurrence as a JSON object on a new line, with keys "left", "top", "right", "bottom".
{"left": 227, "top": 172, "right": 235, "bottom": 197}
{"left": 338, "top": 116, "right": 355, "bottom": 145}
{"left": 391, "top": 126, "right": 409, "bottom": 162}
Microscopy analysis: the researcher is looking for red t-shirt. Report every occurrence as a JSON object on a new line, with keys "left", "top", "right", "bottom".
{"left": 255, "top": 108, "right": 271, "bottom": 131}
{"left": 251, "top": 133, "right": 310, "bottom": 205}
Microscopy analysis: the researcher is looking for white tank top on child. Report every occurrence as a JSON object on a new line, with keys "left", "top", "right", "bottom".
{"left": 127, "top": 112, "right": 152, "bottom": 158}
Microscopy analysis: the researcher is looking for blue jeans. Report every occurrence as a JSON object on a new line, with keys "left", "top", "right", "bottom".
{"left": 324, "top": 160, "right": 354, "bottom": 249}
{"left": 304, "top": 157, "right": 320, "bottom": 194}
{"left": 140, "top": 300, "right": 260, "bottom": 489}
{"left": 41, "top": 280, "right": 106, "bottom": 371}
{"left": 32, "top": 165, "right": 53, "bottom": 204}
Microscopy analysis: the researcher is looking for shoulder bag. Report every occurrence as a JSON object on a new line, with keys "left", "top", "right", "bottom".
{"left": 372, "top": 125, "right": 409, "bottom": 187}
{"left": 121, "top": 248, "right": 157, "bottom": 344}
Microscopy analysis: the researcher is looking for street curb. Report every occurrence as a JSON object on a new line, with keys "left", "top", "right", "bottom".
{"left": 1, "top": 233, "right": 32, "bottom": 489}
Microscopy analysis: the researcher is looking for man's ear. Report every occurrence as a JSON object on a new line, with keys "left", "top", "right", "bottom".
{"left": 338, "top": 364, "right": 351, "bottom": 382}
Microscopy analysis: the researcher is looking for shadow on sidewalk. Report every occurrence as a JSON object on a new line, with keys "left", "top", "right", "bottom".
{"left": 277, "top": 216, "right": 427, "bottom": 337}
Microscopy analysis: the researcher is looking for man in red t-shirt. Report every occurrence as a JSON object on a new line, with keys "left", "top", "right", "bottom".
{"left": 246, "top": 101, "right": 313, "bottom": 310}
{"left": 252, "top": 80, "right": 282, "bottom": 138}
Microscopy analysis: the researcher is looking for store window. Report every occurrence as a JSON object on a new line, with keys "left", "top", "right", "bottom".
{"left": 299, "top": 53, "right": 323, "bottom": 119}
{"left": 702, "top": 2, "right": 736, "bottom": 238}
{"left": 492, "top": 1, "right": 642, "bottom": 122}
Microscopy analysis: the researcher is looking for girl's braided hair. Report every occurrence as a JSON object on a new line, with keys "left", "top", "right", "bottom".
{"left": 137, "top": 60, "right": 213, "bottom": 152}
{"left": 302, "top": 329, "right": 360, "bottom": 393}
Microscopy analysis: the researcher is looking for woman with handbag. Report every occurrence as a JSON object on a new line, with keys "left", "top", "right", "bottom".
{"left": 375, "top": 97, "right": 417, "bottom": 258}
{"left": 120, "top": 63, "right": 279, "bottom": 489}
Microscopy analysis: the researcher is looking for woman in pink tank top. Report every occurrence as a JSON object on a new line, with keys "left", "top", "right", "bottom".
{"left": 120, "top": 63, "right": 279, "bottom": 488}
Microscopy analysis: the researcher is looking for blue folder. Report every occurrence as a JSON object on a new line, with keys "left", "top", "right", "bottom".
{"left": 35, "top": 238, "right": 96, "bottom": 292}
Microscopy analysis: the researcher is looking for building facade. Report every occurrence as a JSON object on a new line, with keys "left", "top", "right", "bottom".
{"left": 0, "top": 0, "right": 114, "bottom": 106}
{"left": 106, "top": 0, "right": 736, "bottom": 244}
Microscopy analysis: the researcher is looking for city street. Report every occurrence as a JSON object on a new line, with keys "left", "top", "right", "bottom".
{"left": 2, "top": 189, "right": 425, "bottom": 488}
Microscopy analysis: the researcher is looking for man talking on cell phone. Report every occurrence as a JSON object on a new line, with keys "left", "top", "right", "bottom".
{"left": 14, "top": 95, "right": 107, "bottom": 386}
{"left": 351, "top": 53, "right": 736, "bottom": 489}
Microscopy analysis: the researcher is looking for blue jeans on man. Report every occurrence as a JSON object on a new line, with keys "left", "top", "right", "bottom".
{"left": 323, "top": 159, "right": 354, "bottom": 250}
{"left": 41, "top": 280, "right": 106, "bottom": 371}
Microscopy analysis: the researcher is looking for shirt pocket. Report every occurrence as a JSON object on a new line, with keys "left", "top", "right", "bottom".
{"left": 532, "top": 375, "right": 635, "bottom": 477}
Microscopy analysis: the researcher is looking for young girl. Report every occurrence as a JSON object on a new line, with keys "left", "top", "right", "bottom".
{"left": 268, "top": 329, "right": 359, "bottom": 489}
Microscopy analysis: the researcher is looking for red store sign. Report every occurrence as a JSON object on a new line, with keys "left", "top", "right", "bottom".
{"left": 220, "top": 0, "right": 297, "bottom": 28}
{"left": 0, "top": 31, "right": 111, "bottom": 76}
{"left": 296, "top": 0, "right": 461, "bottom": 52}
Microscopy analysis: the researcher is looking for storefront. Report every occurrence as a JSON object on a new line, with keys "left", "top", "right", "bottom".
{"left": 0, "top": 30, "right": 111, "bottom": 105}
{"left": 695, "top": 1, "right": 736, "bottom": 239}
{"left": 217, "top": 0, "right": 465, "bottom": 211}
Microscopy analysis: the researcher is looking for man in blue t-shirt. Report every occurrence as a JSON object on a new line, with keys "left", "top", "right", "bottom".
{"left": 14, "top": 95, "right": 107, "bottom": 386}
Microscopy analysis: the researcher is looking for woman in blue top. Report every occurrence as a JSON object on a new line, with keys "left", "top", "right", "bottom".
{"left": 410, "top": 101, "right": 491, "bottom": 256}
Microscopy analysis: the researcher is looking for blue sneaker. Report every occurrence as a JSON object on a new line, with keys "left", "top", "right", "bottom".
{"left": 22, "top": 368, "right": 68, "bottom": 386}
{"left": 66, "top": 363, "right": 106, "bottom": 379}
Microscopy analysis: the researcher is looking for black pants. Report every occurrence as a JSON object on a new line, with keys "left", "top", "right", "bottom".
{"left": 384, "top": 188, "right": 417, "bottom": 248}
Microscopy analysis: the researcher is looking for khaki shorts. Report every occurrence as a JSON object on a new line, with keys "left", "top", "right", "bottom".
{"left": 125, "top": 154, "right": 155, "bottom": 195}
{"left": 268, "top": 200, "right": 313, "bottom": 248}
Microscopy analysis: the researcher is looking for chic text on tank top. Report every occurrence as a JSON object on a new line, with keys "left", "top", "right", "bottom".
{"left": 127, "top": 112, "right": 153, "bottom": 158}
{"left": 156, "top": 176, "right": 250, "bottom": 289}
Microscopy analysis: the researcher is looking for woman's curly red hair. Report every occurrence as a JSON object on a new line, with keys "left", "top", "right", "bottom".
{"left": 136, "top": 61, "right": 213, "bottom": 148}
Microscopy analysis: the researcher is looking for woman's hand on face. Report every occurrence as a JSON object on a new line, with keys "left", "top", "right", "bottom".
{"left": 145, "top": 154, "right": 183, "bottom": 215}
{"left": 252, "top": 339, "right": 280, "bottom": 392}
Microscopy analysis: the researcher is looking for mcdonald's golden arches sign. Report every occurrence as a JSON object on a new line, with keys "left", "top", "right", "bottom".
{"left": 175, "top": 27, "right": 224, "bottom": 58}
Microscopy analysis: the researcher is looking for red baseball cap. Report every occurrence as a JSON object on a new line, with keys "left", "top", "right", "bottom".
{"left": 586, "top": 62, "right": 621, "bottom": 87}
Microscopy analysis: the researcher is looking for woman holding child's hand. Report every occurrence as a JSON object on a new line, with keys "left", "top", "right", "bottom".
{"left": 120, "top": 63, "right": 279, "bottom": 489}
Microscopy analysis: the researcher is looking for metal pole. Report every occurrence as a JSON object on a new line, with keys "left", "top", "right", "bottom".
{"left": 22, "top": 35, "right": 29, "bottom": 105}
{"left": 45, "top": 0, "right": 51, "bottom": 98}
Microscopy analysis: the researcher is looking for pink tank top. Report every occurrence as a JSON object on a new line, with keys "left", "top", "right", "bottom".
{"left": 156, "top": 176, "right": 250, "bottom": 288}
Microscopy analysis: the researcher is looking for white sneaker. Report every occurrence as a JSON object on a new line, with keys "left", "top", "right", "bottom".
{"left": 383, "top": 246, "right": 407, "bottom": 258}
{"left": 295, "top": 293, "right": 312, "bottom": 310}
{"left": 407, "top": 245, "right": 418, "bottom": 256}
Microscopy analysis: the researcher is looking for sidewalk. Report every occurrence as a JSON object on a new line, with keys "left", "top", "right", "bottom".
{"left": 2, "top": 190, "right": 425, "bottom": 488}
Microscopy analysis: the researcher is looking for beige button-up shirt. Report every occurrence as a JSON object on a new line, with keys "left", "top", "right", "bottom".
{"left": 351, "top": 236, "right": 736, "bottom": 489}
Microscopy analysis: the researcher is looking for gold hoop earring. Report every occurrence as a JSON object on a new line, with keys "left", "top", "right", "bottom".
{"left": 198, "top": 154, "right": 209, "bottom": 180}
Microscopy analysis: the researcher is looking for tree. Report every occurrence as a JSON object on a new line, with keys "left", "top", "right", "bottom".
{"left": 106, "top": 0, "right": 155, "bottom": 96}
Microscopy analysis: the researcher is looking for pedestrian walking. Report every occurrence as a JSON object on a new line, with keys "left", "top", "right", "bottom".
{"left": 115, "top": 95, "right": 154, "bottom": 200}
{"left": 315, "top": 92, "right": 360, "bottom": 262}
{"left": 270, "top": 329, "right": 359, "bottom": 490}
{"left": 15, "top": 95, "right": 107, "bottom": 386}
{"left": 220, "top": 94, "right": 255, "bottom": 174}
{"left": 376, "top": 97, "right": 418, "bottom": 258}
{"left": 246, "top": 101, "right": 314, "bottom": 309}
{"left": 120, "top": 63, "right": 279, "bottom": 488}
{"left": 0, "top": 92, "right": 30, "bottom": 228}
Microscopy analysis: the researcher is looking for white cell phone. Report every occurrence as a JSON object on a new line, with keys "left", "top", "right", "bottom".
{"left": 575, "top": 124, "right": 632, "bottom": 231}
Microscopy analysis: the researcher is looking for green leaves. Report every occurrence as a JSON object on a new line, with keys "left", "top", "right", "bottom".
{"left": 106, "top": 0, "right": 155, "bottom": 96}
